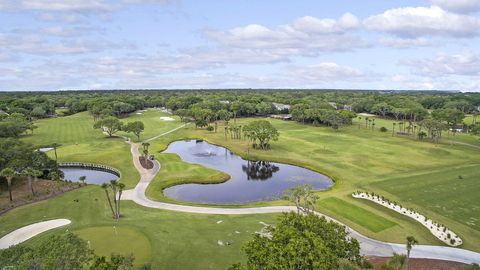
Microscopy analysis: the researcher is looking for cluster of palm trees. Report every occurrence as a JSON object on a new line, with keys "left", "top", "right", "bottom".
{"left": 224, "top": 125, "right": 242, "bottom": 140}
{"left": 0, "top": 167, "right": 43, "bottom": 202}
{"left": 141, "top": 142, "right": 150, "bottom": 158}
{"left": 101, "top": 180, "right": 125, "bottom": 220}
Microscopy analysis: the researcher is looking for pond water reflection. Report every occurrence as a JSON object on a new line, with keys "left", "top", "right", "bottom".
{"left": 162, "top": 140, "right": 334, "bottom": 204}
{"left": 60, "top": 168, "right": 119, "bottom": 185}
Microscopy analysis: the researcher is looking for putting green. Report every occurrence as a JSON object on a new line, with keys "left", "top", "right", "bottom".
{"left": 75, "top": 226, "right": 151, "bottom": 266}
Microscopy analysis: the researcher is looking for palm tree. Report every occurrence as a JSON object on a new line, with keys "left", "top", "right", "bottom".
{"left": 22, "top": 168, "right": 36, "bottom": 197}
{"left": 392, "top": 122, "right": 396, "bottom": 136}
{"left": 0, "top": 168, "right": 16, "bottom": 201}
{"left": 31, "top": 169, "right": 42, "bottom": 196}
{"left": 141, "top": 142, "right": 150, "bottom": 158}
{"left": 406, "top": 236, "right": 418, "bottom": 270}
{"left": 52, "top": 143, "right": 60, "bottom": 163}
{"left": 110, "top": 180, "right": 119, "bottom": 219}
{"left": 101, "top": 183, "right": 116, "bottom": 218}
{"left": 116, "top": 183, "right": 126, "bottom": 219}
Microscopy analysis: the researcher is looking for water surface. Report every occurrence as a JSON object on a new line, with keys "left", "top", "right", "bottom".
{"left": 163, "top": 140, "right": 334, "bottom": 204}
{"left": 61, "top": 168, "right": 119, "bottom": 185}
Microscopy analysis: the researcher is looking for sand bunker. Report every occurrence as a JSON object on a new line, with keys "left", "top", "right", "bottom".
{"left": 160, "top": 117, "right": 175, "bottom": 121}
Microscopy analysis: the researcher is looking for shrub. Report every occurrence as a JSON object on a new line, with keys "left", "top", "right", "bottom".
{"left": 379, "top": 126, "right": 388, "bottom": 132}
{"left": 206, "top": 125, "right": 214, "bottom": 131}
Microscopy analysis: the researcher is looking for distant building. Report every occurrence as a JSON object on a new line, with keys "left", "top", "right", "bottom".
{"left": 272, "top": 102, "right": 291, "bottom": 111}
{"left": 343, "top": 105, "right": 353, "bottom": 111}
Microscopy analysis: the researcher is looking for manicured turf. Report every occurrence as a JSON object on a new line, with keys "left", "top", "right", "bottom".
{"left": 319, "top": 197, "right": 397, "bottom": 233}
{"left": 4, "top": 111, "right": 479, "bottom": 260}
{"left": 117, "top": 109, "right": 181, "bottom": 142}
{"left": 369, "top": 164, "right": 480, "bottom": 231}
{"left": 145, "top": 153, "right": 230, "bottom": 203}
{"left": 20, "top": 110, "right": 183, "bottom": 188}
{"left": 0, "top": 186, "right": 279, "bottom": 269}
{"left": 75, "top": 226, "right": 152, "bottom": 267}
{"left": 156, "top": 118, "right": 480, "bottom": 250}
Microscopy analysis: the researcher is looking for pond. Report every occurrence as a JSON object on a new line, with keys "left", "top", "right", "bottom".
{"left": 61, "top": 168, "right": 119, "bottom": 185}
{"left": 162, "top": 140, "right": 334, "bottom": 204}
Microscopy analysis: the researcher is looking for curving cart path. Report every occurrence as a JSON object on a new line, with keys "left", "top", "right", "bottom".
{"left": 122, "top": 125, "right": 480, "bottom": 264}
{"left": 0, "top": 219, "right": 71, "bottom": 249}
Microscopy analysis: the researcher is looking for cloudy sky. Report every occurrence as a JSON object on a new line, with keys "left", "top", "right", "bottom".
{"left": 1, "top": 0, "right": 480, "bottom": 91}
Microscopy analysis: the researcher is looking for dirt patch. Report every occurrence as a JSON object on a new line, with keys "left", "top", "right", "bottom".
{"left": 139, "top": 156, "right": 154, "bottom": 169}
{"left": 0, "top": 178, "right": 80, "bottom": 215}
{"left": 367, "top": 256, "right": 467, "bottom": 270}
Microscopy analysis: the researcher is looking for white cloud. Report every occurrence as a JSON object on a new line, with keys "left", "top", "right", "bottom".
{"left": 0, "top": 0, "right": 174, "bottom": 12}
{"left": 364, "top": 6, "right": 480, "bottom": 37}
{"left": 430, "top": 0, "right": 480, "bottom": 13}
{"left": 0, "top": 0, "right": 110, "bottom": 12}
{"left": 205, "top": 13, "right": 368, "bottom": 56}
{"left": 401, "top": 50, "right": 480, "bottom": 76}
{"left": 0, "top": 32, "right": 127, "bottom": 56}
{"left": 380, "top": 37, "right": 432, "bottom": 48}
{"left": 288, "top": 62, "right": 364, "bottom": 82}
{"left": 41, "top": 26, "right": 103, "bottom": 37}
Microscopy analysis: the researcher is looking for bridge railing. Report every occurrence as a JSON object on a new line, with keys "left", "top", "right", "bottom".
{"left": 58, "top": 162, "right": 121, "bottom": 178}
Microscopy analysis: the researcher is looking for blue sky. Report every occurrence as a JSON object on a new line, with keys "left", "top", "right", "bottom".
{"left": 0, "top": 0, "right": 479, "bottom": 91}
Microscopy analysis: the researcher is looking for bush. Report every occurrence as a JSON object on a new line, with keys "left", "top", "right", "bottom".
{"left": 206, "top": 125, "right": 214, "bottom": 131}
{"left": 379, "top": 126, "right": 388, "bottom": 132}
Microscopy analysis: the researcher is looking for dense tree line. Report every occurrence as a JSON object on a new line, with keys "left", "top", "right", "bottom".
{"left": 1, "top": 90, "right": 479, "bottom": 142}
{"left": 1, "top": 90, "right": 478, "bottom": 119}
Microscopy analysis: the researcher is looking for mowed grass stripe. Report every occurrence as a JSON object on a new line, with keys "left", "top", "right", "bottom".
{"left": 370, "top": 163, "right": 480, "bottom": 231}
{"left": 319, "top": 197, "right": 397, "bottom": 233}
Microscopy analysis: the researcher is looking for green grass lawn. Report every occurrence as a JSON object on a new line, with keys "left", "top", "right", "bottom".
{"left": 0, "top": 186, "right": 279, "bottom": 269}
{"left": 145, "top": 153, "right": 230, "bottom": 203}
{"left": 3, "top": 110, "right": 479, "bottom": 266}
{"left": 319, "top": 197, "right": 397, "bottom": 233}
{"left": 146, "top": 118, "right": 480, "bottom": 250}
{"left": 20, "top": 110, "right": 183, "bottom": 188}
{"left": 368, "top": 164, "right": 480, "bottom": 232}
{"left": 359, "top": 116, "right": 480, "bottom": 147}
{"left": 117, "top": 109, "right": 181, "bottom": 142}
{"left": 75, "top": 226, "right": 152, "bottom": 266}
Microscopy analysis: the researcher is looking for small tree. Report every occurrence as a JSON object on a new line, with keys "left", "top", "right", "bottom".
{"left": 243, "top": 120, "right": 279, "bottom": 150}
{"left": 282, "top": 184, "right": 319, "bottom": 214}
{"left": 123, "top": 121, "right": 144, "bottom": 141}
{"left": 79, "top": 175, "right": 87, "bottom": 185}
{"left": 93, "top": 117, "right": 123, "bottom": 137}
{"left": 417, "top": 131, "right": 427, "bottom": 140}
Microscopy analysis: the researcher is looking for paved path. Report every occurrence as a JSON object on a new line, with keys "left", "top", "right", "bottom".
{"left": 0, "top": 219, "right": 71, "bottom": 249}
{"left": 122, "top": 124, "right": 480, "bottom": 264}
